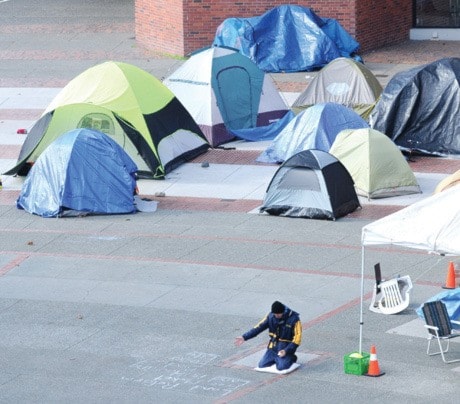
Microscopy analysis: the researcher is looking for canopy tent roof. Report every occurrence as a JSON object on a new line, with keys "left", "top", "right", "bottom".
{"left": 361, "top": 184, "right": 460, "bottom": 255}
{"left": 358, "top": 184, "right": 460, "bottom": 353}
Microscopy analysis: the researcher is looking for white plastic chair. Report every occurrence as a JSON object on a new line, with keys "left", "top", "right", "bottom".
{"left": 369, "top": 263, "right": 413, "bottom": 314}
{"left": 378, "top": 276, "right": 413, "bottom": 314}
{"left": 369, "top": 263, "right": 383, "bottom": 313}
{"left": 369, "top": 262, "right": 383, "bottom": 313}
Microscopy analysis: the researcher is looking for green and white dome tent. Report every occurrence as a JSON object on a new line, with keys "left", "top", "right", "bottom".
{"left": 5, "top": 61, "right": 209, "bottom": 179}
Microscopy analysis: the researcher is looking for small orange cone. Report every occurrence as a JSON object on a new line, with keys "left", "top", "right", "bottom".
{"left": 365, "top": 345, "right": 385, "bottom": 377}
{"left": 442, "top": 261, "right": 457, "bottom": 289}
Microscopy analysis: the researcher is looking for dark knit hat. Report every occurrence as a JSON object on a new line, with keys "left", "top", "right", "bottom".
{"left": 271, "top": 301, "right": 285, "bottom": 314}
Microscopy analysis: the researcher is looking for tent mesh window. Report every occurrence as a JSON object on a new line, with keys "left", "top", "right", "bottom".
{"left": 78, "top": 113, "right": 115, "bottom": 136}
{"left": 278, "top": 167, "right": 321, "bottom": 191}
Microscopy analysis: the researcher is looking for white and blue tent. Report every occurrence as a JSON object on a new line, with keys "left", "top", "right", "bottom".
{"left": 164, "top": 46, "right": 288, "bottom": 147}
{"left": 257, "top": 103, "right": 368, "bottom": 164}
{"left": 17, "top": 128, "right": 138, "bottom": 218}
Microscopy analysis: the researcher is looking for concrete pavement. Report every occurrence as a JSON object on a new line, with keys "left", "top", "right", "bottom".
{"left": 1, "top": 1, "right": 460, "bottom": 403}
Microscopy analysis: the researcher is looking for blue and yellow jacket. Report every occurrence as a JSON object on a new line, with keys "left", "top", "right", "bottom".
{"left": 242, "top": 307, "right": 302, "bottom": 354}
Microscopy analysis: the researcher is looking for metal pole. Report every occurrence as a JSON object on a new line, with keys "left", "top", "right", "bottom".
{"left": 359, "top": 244, "right": 365, "bottom": 354}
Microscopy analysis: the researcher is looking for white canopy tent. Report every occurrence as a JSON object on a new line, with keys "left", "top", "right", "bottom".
{"left": 359, "top": 185, "right": 460, "bottom": 352}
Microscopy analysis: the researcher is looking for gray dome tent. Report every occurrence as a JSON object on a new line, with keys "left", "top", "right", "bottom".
{"left": 260, "top": 149, "right": 360, "bottom": 220}
{"left": 292, "top": 57, "right": 382, "bottom": 119}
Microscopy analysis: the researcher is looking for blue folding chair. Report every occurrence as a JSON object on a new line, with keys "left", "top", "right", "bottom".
{"left": 422, "top": 300, "right": 460, "bottom": 363}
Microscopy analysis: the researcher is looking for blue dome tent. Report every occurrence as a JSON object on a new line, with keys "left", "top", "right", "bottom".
{"left": 257, "top": 103, "right": 369, "bottom": 164}
{"left": 17, "top": 128, "right": 138, "bottom": 218}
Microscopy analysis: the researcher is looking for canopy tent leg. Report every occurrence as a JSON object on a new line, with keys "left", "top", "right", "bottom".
{"left": 359, "top": 245, "right": 365, "bottom": 354}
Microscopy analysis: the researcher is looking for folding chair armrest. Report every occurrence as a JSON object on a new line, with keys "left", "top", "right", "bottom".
{"left": 424, "top": 324, "right": 439, "bottom": 332}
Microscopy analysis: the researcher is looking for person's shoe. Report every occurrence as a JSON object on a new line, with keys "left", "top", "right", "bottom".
{"left": 293, "top": 354, "right": 297, "bottom": 363}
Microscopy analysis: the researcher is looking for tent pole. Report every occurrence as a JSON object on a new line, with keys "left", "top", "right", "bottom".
{"left": 359, "top": 244, "right": 365, "bottom": 354}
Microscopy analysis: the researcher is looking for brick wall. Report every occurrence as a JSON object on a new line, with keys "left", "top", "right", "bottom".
{"left": 356, "top": 0, "right": 412, "bottom": 50}
{"left": 135, "top": 0, "right": 185, "bottom": 55}
{"left": 135, "top": 0, "right": 410, "bottom": 56}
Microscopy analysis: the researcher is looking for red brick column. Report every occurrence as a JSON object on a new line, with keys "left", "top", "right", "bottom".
{"left": 135, "top": 0, "right": 185, "bottom": 55}
{"left": 356, "top": 0, "right": 411, "bottom": 51}
{"left": 135, "top": 0, "right": 410, "bottom": 57}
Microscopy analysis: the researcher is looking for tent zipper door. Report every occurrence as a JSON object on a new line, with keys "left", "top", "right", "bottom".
{"left": 215, "top": 66, "right": 255, "bottom": 130}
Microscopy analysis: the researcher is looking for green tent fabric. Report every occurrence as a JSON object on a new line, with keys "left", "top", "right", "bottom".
{"left": 329, "top": 128, "right": 421, "bottom": 199}
{"left": 292, "top": 57, "right": 382, "bottom": 120}
{"left": 5, "top": 61, "right": 209, "bottom": 179}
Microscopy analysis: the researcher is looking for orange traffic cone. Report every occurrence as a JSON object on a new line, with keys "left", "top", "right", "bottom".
{"left": 365, "top": 345, "right": 385, "bottom": 377}
{"left": 442, "top": 261, "right": 457, "bottom": 289}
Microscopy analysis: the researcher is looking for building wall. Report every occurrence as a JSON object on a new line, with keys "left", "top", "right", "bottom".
{"left": 356, "top": 0, "right": 412, "bottom": 51}
{"left": 135, "top": 0, "right": 411, "bottom": 56}
{"left": 135, "top": 0, "right": 185, "bottom": 55}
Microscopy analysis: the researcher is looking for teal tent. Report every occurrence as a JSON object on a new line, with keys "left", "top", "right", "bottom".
{"left": 164, "top": 46, "right": 288, "bottom": 146}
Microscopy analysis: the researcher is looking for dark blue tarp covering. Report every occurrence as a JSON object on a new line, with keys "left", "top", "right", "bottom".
{"left": 17, "top": 128, "right": 138, "bottom": 217}
{"left": 257, "top": 103, "right": 369, "bottom": 163}
{"left": 213, "top": 5, "right": 360, "bottom": 73}
{"left": 370, "top": 57, "right": 460, "bottom": 156}
{"left": 228, "top": 110, "right": 295, "bottom": 141}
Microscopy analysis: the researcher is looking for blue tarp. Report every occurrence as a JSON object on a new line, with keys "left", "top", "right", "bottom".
{"left": 228, "top": 110, "right": 295, "bottom": 141}
{"left": 257, "top": 103, "right": 369, "bottom": 163}
{"left": 17, "top": 128, "right": 138, "bottom": 217}
{"left": 213, "top": 5, "right": 360, "bottom": 73}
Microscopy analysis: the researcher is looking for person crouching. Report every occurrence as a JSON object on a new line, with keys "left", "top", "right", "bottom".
{"left": 235, "top": 301, "right": 302, "bottom": 370}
